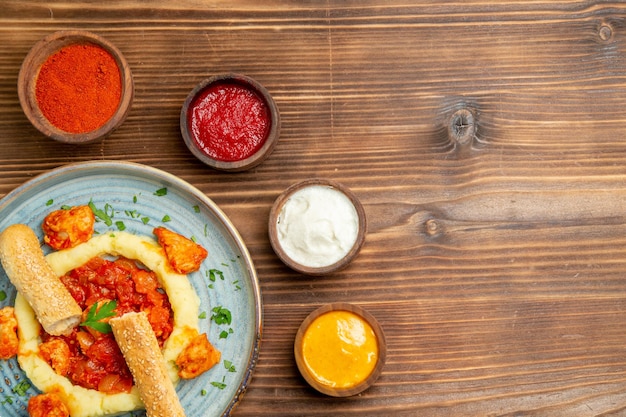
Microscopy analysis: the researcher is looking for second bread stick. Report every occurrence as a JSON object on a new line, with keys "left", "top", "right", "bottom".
{"left": 110, "top": 311, "right": 186, "bottom": 417}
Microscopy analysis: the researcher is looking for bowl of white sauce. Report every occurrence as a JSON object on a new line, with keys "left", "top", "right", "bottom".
{"left": 268, "top": 179, "right": 367, "bottom": 276}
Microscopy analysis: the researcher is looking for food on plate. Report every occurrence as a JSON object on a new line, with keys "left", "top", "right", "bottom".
{"left": 11, "top": 227, "right": 218, "bottom": 417}
{"left": 31, "top": 252, "right": 172, "bottom": 395}
{"left": 154, "top": 226, "right": 208, "bottom": 274}
{"left": 176, "top": 331, "right": 221, "bottom": 379}
{"left": 38, "top": 337, "right": 71, "bottom": 376}
{"left": 0, "top": 224, "right": 82, "bottom": 336}
{"left": 28, "top": 392, "right": 70, "bottom": 417}
{"left": 0, "top": 306, "right": 18, "bottom": 359}
{"left": 43, "top": 205, "right": 95, "bottom": 250}
{"left": 111, "top": 311, "right": 186, "bottom": 417}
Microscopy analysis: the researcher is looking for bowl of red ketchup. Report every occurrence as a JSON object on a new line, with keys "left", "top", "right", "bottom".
{"left": 180, "top": 74, "right": 280, "bottom": 172}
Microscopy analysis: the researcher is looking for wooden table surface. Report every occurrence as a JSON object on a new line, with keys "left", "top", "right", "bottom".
{"left": 3, "top": 1, "right": 626, "bottom": 416}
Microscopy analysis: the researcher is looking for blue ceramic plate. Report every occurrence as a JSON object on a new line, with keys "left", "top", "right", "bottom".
{"left": 0, "top": 161, "right": 262, "bottom": 417}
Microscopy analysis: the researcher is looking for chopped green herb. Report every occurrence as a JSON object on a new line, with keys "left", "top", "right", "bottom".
{"left": 81, "top": 300, "right": 117, "bottom": 333}
{"left": 191, "top": 235, "right": 198, "bottom": 243}
{"left": 89, "top": 200, "right": 113, "bottom": 227}
{"left": 204, "top": 224, "right": 208, "bottom": 237}
{"left": 162, "top": 215, "right": 171, "bottom": 223}
{"left": 193, "top": 205, "right": 200, "bottom": 213}
{"left": 61, "top": 205, "right": 72, "bottom": 210}
{"left": 141, "top": 216, "right": 150, "bottom": 225}
{"left": 198, "top": 311, "right": 207, "bottom": 319}
{"left": 218, "top": 327, "right": 234, "bottom": 339}
{"left": 46, "top": 199, "right": 53, "bottom": 206}
{"left": 208, "top": 284, "right": 214, "bottom": 289}
{"left": 154, "top": 187, "right": 168, "bottom": 197}
{"left": 232, "top": 280, "right": 241, "bottom": 291}
{"left": 201, "top": 389, "right": 207, "bottom": 396}
{"left": 211, "top": 306, "right": 232, "bottom": 325}
{"left": 105, "top": 203, "right": 115, "bottom": 217}
{"left": 0, "top": 290, "right": 6, "bottom": 301}
{"left": 12, "top": 380, "right": 31, "bottom": 396}
{"left": 211, "top": 377, "right": 227, "bottom": 390}
{"left": 133, "top": 195, "right": 138, "bottom": 203}
{"left": 1, "top": 396, "right": 13, "bottom": 404}
{"left": 224, "top": 360, "right": 236, "bottom": 372}
{"left": 115, "top": 221, "right": 126, "bottom": 231}
{"left": 209, "top": 269, "right": 224, "bottom": 282}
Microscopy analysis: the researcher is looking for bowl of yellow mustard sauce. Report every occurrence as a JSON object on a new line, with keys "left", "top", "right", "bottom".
{"left": 294, "top": 303, "right": 386, "bottom": 397}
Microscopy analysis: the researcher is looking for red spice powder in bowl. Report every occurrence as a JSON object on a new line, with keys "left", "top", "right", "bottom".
{"left": 180, "top": 74, "right": 280, "bottom": 172}
{"left": 18, "top": 30, "right": 134, "bottom": 144}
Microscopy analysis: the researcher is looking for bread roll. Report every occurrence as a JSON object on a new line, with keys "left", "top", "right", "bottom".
{"left": 0, "top": 224, "right": 81, "bottom": 336}
{"left": 110, "top": 311, "right": 186, "bottom": 417}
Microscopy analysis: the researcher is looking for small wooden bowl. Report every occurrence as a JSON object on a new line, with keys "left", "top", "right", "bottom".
{"left": 294, "top": 303, "right": 387, "bottom": 397}
{"left": 180, "top": 74, "right": 280, "bottom": 172}
{"left": 268, "top": 179, "right": 366, "bottom": 276}
{"left": 17, "top": 30, "right": 134, "bottom": 144}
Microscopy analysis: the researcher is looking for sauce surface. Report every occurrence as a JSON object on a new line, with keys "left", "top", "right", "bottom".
{"left": 301, "top": 310, "right": 378, "bottom": 389}
{"left": 188, "top": 82, "right": 270, "bottom": 161}
{"left": 277, "top": 185, "right": 359, "bottom": 268}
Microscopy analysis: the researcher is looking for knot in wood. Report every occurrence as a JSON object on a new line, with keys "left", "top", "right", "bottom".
{"left": 448, "top": 108, "right": 475, "bottom": 146}
{"left": 599, "top": 24, "right": 613, "bottom": 41}
{"left": 425, "top": 219, "right": 440, "bottom": 236}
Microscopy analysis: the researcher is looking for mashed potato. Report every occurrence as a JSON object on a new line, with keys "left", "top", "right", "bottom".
{"left": 14, "top": 231, "right": 201, "bottom": 417}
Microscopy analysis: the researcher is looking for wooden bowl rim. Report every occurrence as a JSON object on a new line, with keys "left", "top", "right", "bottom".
{"left": 17, "top": 30, "right": 134, "bottom": 144}
{"left": 268, "top": 178, "right": 367, "bottom": 276}
{"left": 180, "top": 73, "right": 281, "bottom": 172}
{"left": 294, "top": 302, "right": 387, "bottom": 397}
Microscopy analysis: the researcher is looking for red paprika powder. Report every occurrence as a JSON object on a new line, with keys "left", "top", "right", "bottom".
{"left": 35, "top": 43, "right": 122, "bottom": 134}
{"left": 188, "top": 82, "right": 270, "bottom": 162}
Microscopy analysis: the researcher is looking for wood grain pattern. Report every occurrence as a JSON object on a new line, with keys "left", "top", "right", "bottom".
{"left": 2, "top": 1, "right": 626, "bottom": 415}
